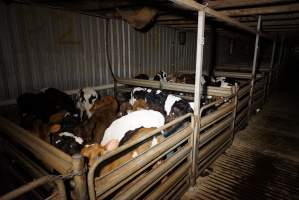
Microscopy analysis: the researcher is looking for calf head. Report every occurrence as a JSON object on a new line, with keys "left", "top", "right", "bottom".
{"left": 76, "top": 87, "right": 99, "bottom": 119}
{"left": 52, "top": 134, "right": 83, "bottom": 155}
{"left": 153, "top": 71, "right": 167, "bottom": 82}
{"left": 166, "top": 100, "right": 193, "bottom": 123}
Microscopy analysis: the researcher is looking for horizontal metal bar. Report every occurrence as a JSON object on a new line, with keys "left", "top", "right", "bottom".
{"left": 144, "top": 162, "right": 190, "bottom": 200}
{"left": 161, "top": 174, "right": 190, "bottom": 200}
{"left": 0, "top": 176, "right": 61, "bottom": 200}
{"left": 197, "top": 138, "right": 231, "bottom": 175}
{"left": 89, "top": 120, "right": 193, "bottom": 200}
{"left": 253, "top": 90, "right": 265, "bottom": 101}
{"left": 238, "top": 84, "right": 251, "bottom": 99}
{"left": 201, "top": 103, "right": 234, "bottom": 129}
{"left": 215, "top": 71, "right": 264, "bottom": 79}
{"left": 199, "top": 116, "right": 233, "bottom": 146}
{"left": 117, "top": 78, "right": 233, "bottom": 96}
{"left": 197, "top": 128, "right": 232, "bottom": 163}
{"left": 237, "top": 96, "right": 250, "bottom": 112}
{"left": 236, "top": 107, "right": 249, "bottom": 124}
{"left": 0, "top": 116, "right": 73, "bottom": 174}
{"left": 114, "top": 146, "right": 192, "bottom": 200}
{"left": 0, "top": 83, "right": 117, "bottom": 107}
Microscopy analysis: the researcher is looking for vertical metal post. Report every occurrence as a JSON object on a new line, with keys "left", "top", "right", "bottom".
{"left": 276, "top": 37, "right": 285, "bottom": 82}
{"left": 248, "top": 15, "right": 262, "bottom": 118}
{"left": 266, "top": 40, "right": 276, "bottom": 97}
{"left": 232, "top": 84, "right": 239, "bottom": 135}
{"left": 278, "top": 38, "right": 285, "bottom": 65}
{"left": 72, "top": 154, "right": 88, "bottom": 200}
{"left": 192, "top": 9, "right": 205, "bottom": 186}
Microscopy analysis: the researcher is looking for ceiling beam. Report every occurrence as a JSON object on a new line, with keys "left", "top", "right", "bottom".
{"left": 169, "top": 0, "right": 257, "bottom": 35}
{"left": 157, "top": 15, "right": 188, "bottom": 21}
{"left": 245, "top": 19, "right": 299, "bottom": 26}
{"left": 237, "top": 13, "right": 299, "bottom": 22}
{"left": 158, "top": 20, "right": 197, "bottom": 25}
{"left": 220, "top": 3, "right": 299, "bottom": 16}
{"left": 206, "top": 0, "right": 295, "bottom": 9}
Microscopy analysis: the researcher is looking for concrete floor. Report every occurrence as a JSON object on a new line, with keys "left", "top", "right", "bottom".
{"left": 183, "top": 63, "right": 299, "bottom": 199}
{"left": 235, "top": 88, "right": 299, "bottom": 163}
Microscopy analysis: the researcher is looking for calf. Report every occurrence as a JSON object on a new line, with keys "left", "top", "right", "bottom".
{"left": 43, "top": 88, "right": 77, "bottom": 114}
{"left": 129, "top": 87, "right": 150, "bottom": 106}
{"left": 52, "top": 132, "right": 84, "bottom": 155}
{"left": 17, "top": 88, "right": 77, "bottom": 124}
{"left": 153, "top": 71, "right": 168, "bottom": 82}
{"left": 81, "top": 127, "right": 163, "bottom": 176}
{"left": 73, "top": 96, "right": 119, "bottom": 143}
{"left": 76, "top": 87, "right": 99, "bottom": 120}
{"left": 101, "top": 109, "right": 165, "bottom": 146}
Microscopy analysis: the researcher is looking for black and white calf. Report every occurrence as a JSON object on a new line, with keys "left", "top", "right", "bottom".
{"left": 52, "top": 132, "right": 84, "bottom": 155}
{"left": 153, "top": 71, "right": 168, "bottom": 82}
{"left": 76, "top": 87, "right": 99, "bottom": 120}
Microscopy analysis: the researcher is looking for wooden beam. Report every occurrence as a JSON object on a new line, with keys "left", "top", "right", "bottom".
{"left": 207, "top": 0, "right": 295, "bottom": 9}
{"left": 157, "top": 15, "right": 189, "bottom": 21}
{"left": 158, "top": 20, "right": 197, "bottom": 25}
{"left": 264, "top": 28, "right": 299, "bottom": 32}
{"left": 220, "top": 3, "right": 299, "bottom": 16}
{"left": 238, "top": 13, "right": 299, "bottom": 22}
{"left": 245, "top": 19, "right": 299, "bottom": 26}
{"left": 169, "top": 0, "right": 259, "bottom": 36}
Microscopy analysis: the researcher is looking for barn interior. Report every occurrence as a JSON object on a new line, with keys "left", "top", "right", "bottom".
{"left": 0, "top": 0, "right": 298, "bottom": 199}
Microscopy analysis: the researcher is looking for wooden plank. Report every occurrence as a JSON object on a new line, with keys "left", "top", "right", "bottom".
{"left": 207, "top": 0, "right": 293, "bottom": 9}
{"left": 220, "top": 3, "right": 299, "bottom": 16}
{"left": 169, "top": 0, "right": 258, "bottom": 36}
{"left": 245, "top": 19, "right": 299, "bottom": 26}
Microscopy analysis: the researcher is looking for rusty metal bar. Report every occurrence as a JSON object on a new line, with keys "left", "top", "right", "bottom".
{"left": 94, "top": 127, "right": 192, "bottom": 198}
{"left": 0, "top": 116, "right": 73, "bottom": 174}
{"left": 237, "top": 96, "right": 250, "bottom": 112}
{"left": 144, "top": 162, "right": 190, "bottom": 200}
{"left": 72, "top": 154, "right": 88, "bottom": 200}
{"left": 114, "top": 146, "right": 192, "bottom": 200}
{"left": 236, "top": 107, "right": 249, "bottom": 124}
{"left": 201, "top": 104, "right": 234, "bottom": 129}
{"left": 238, "top": 84, "right": 251, "bottom": 99}
{"left": 87, "top": 114, "right": 193, "bottom": 200}
{"left": 198, "top": 128, "right": 231, "bottom": 161}
{"left": 117, "top": 78, "right": 232, "bottom": 97}
{"left": 199, "top": 116, "right": 233, "bottom": 147}
{"left": 0, "top": 176, "right": 64, "bottom": 200}
{"left": 215, "top": 71, "right": 264, "bottom": 79}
